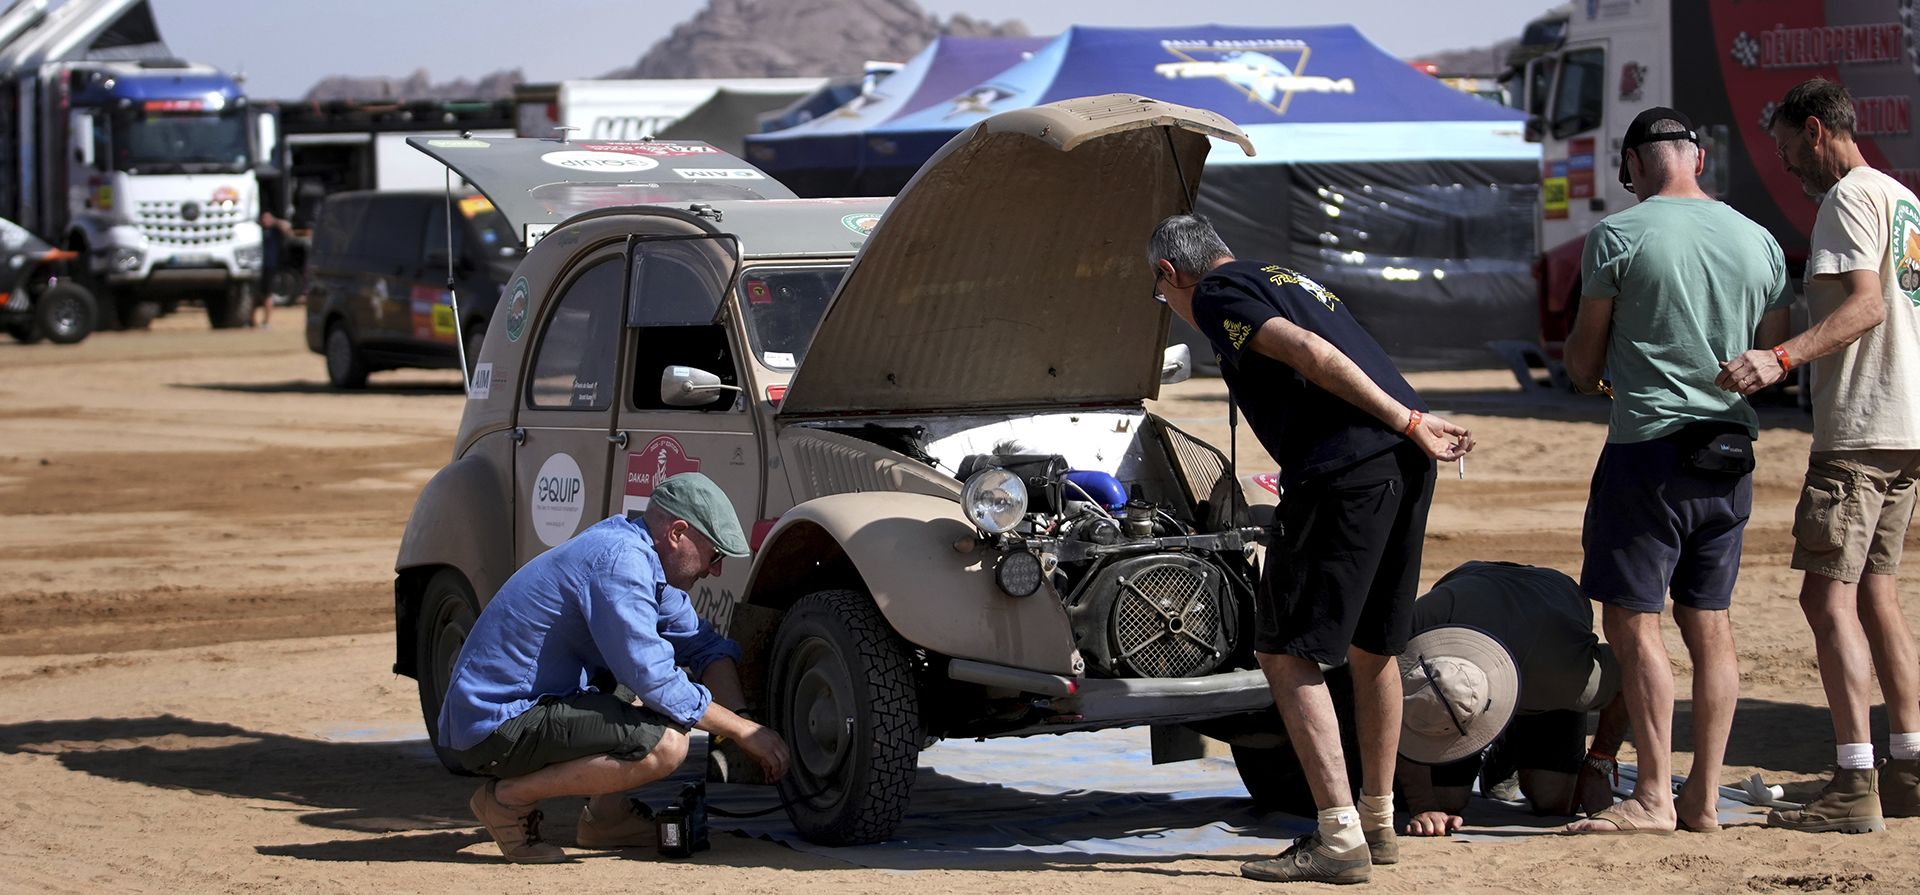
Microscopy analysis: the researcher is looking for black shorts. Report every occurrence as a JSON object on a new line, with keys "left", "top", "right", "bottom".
{"left": 452, "top": 685, "right": 672, "bottom": 779}
{"left": 1581, "top": 433, "right": 1752, "bottom": 613}
{"left": 1431, "top": 709, "right": 1586, "bottom": 786}
{"left": 1256, "top": 442, "right": 1437, "bottom": 664}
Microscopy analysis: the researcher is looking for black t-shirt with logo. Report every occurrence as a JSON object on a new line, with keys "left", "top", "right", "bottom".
{"left": 1191, "top": 260, "right": 1424, "bottom": 487}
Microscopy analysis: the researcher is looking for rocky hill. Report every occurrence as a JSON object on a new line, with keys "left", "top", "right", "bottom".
{"left": 608, "top": 0, "right": 1025, "bottom": 78}
{"left": 302, "top": 68, "right": 524, "bottom": 102}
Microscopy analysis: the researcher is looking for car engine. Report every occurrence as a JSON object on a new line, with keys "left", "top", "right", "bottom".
{"left": 956, "top": 450, "right": 1261, "bottom": 680}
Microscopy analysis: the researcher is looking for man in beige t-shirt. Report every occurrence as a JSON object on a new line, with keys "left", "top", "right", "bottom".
{"left": 1722, "top": 77, "right": 1920, "bottom": 833}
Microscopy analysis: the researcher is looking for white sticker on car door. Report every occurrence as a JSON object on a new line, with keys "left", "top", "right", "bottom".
{"left": 531, "top": 452, "right": 587, "bottom": 546}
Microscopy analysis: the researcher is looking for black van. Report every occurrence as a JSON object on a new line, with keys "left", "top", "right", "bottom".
{"left": 304, "top": 191, "right": 521, "bottom": 388}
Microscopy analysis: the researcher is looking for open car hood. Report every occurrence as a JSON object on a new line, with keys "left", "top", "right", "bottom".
{"left": 406, "top": 136, "right": 796, "bottom": 248}
{"left": 777, "top": 94, "right": 1252, "bottom": 418}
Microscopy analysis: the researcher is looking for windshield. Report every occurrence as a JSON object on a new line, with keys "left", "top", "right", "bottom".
{"left": 459, "top": 195, "right": 523, "bottom": 260}
{"left": 111, "top": 108, "right": 250, "bottom": 174}
{"left": 738, "top": 265, "right": 847, "bottom": 370}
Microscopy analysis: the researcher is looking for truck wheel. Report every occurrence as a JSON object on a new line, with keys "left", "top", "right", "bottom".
{"left": 35, "top": 284, "right": 96, "bottom": 344}
{"left": 325, "top": 322, "right": 369, "bottom": 389}
{"left": 414, "top": 569, "right": 480, "bottom": 776}
{"left": 116, "top": 293, "right": 158, "bottom": 331}
{"left": 768, "top": 589, "right": 922, "bottom": 845}
{"left": 206, "top": 283, "right": 254, "bottom": 329}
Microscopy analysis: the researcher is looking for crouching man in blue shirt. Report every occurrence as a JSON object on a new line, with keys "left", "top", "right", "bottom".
{"left": 440, "top": 472, "right": 790, "bottom": 863}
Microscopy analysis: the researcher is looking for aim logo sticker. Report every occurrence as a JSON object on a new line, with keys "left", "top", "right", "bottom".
{"left": 1155, "top": 39, "right": 1355, "bottom": 115}
{"left": 531, "top": 452, "right": 587, "bottom": 547}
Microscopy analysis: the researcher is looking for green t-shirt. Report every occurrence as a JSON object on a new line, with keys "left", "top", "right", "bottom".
{"left": 1581, "top": 196, "right": 1792, "bottom": 443}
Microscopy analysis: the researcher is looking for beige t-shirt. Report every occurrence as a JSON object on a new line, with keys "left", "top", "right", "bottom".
{"left": 1806, "top": 166, "right": 1920, "bottom": 450}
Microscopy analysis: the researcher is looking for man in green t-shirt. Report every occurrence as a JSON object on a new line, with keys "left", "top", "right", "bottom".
{"left": 1562, "top": 107, "right": 1792, "bottom": 836}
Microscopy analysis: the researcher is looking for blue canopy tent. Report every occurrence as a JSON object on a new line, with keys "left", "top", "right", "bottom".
{"left": 743, "top": 35, "right": 1051, "bottom": 197}
{"left": 801, "top": 25, "right": 1543, "bottom": 368}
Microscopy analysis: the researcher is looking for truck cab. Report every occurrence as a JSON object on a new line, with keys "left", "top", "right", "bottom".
{"left": 59, "top": 60, "right": 264, "bottom": 328}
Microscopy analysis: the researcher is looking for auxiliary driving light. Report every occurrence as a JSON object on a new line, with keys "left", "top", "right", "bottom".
{"left": 961, "top": 466, "right": 1027, "bottom": 533}
{"left": 996, "top": 550, "right": 1043, "bottom": 597}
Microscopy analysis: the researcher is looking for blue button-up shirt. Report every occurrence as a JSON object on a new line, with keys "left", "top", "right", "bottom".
{"left": 438, "top": 514, "right": 742, "bottom": 751}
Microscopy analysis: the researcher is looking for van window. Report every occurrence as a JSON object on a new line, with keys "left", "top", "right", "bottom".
{"left": 311, "top": 196, "right": 369, "bottom": 268}
{"left": 528, "top": 258, "right": 624, "bottom": 410}
{"left": 1550, "top": 47, "right": 1605, "bottom": 139}
{"left": 347, "top": 195, "right": 429, "bottom": 271}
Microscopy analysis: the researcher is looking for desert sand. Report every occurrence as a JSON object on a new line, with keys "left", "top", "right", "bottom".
{"left": 1, "top": 315, "right": 1915, "bottom": 893}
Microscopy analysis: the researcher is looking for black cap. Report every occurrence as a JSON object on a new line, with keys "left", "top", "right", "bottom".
{"left": 1618, "top": 106, "right": 1699, "bottom": 190}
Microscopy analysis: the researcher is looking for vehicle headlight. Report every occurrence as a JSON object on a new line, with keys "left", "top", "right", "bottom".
{"left": 235, "top": 244, "right": 262, "bottom": 269}
{"left": 109, "top": 247, "right": 144, "bottom": 271}
{"left": 961, "top": 467, "right": 1027, "bottom": 534}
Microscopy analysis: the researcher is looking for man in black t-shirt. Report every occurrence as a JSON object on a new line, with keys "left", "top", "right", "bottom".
{"left": 1146, "top": 215, "right": 1474, "bottom": 885}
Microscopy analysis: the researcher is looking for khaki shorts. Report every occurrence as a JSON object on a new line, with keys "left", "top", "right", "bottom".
{"left": 1790, "top": 450, "right": 1920, "bottom": 583}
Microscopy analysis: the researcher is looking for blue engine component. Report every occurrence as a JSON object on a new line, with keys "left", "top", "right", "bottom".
{"left": 1062, "top": 470, "right": 1127, "bottom": 511}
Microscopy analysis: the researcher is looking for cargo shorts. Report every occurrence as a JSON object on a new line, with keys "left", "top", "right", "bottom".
{"left": 1791, "top": 449, "right": 1920, "bottom": 583}
{"left": 452, "top": 685, "right": 673, "bottom": 779}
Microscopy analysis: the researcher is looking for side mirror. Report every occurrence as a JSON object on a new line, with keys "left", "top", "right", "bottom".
{"left": 1524, "top": 115, "right": 1544, "bottom": 143}
{"left": 661, "top": 365, "right": 744, "bottom": 407}
{"left": 1161, "top": 344, "right": 1192, "bottom": 385}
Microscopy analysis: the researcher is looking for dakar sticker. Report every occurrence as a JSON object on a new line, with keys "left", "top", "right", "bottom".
{"left": 1221, "top": 318, "right": 1253, "bottom": 350}
{"left": 842, "top": 212, "right": 880, "bottom": 236}
{"left": 1251, "top": 473, "right": 1281, "bottom": 496}
{"left": 505, "top": 277, "right": 530, "bottom": 341}
{"left": 539, "top": 149, "right": 660, "bottom": 173}
{"left": 1894, "top": 199, "right": 1920, "bottom": 304}
{"left": 530, "top": 452, "right": 587, "bottom": 547}
{"left": 579, "top": 142, "right": 719, "bottom": 157}
{"left": 623, "top": 435, "right": 703, "bottom": 514}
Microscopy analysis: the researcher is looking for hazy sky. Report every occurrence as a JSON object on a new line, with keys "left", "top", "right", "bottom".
{"left": 153, "top": 0, "right": 1553, "bottom": 99}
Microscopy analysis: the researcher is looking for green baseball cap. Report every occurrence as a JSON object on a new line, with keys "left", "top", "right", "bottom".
{"left": 650, "top": 472, "right": 751, "bottom": 557}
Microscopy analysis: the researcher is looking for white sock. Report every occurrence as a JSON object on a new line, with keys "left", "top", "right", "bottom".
{"left": 1316, "top": 806, "right": 1365, "bottom": 854}
{"left": 1838, "top": 742, "right": 1875, "bottom": 770}
{"left": 1890, "top": 732, "right": 1920, "bottom": 761}
{"left": 1357, "top": 793, "right": 1394, "bottom": 832}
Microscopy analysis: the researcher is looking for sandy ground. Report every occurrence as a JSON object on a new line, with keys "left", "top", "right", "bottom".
{"left": 2, "top": 315, "right": 1917, "bottom": 893}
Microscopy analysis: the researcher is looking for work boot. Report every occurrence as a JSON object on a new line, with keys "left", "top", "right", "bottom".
{"left": 576, "top": 797, "right": 657, "bottom": 849}
{"left": 1881, "top": 759, "right": 1920, "bottom": 819}
{"left": 469, "top": 781, "right": 568, "bottom": 863}
{"left": 1241, "top": 832, "right": 1370, "bottom": 885}
{"left": 1767, "top": 768, "right": 1885, "bottom": 834}
{"left": 1364, "top": 826, "right": 1398, "bottom": 865}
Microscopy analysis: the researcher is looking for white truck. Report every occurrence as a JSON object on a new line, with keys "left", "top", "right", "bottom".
{"left": 515, "top": 77, "right": 830, "bottom": 140}
{"left": 0, "top": 0, "right": 266, "bottom": 329}
{"left": 1510, "top": 0, "right": 1919, "bottom": 359}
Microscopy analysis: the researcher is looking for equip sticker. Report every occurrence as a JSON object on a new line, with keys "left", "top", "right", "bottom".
{"left": 505, "top": 277, "right": 530, "bottom": 341}
{"left": 540, "top": 150, "right": 660, "bottom": 173}
{"left": 530, "top": 452, "right": 587, "bottom": 547}
{"left": 468, "top": 362, "right": 493, "bottom": 400}
{"left": 675, "top": 168, "right": 765, "bottom": 180}
{"left": 623, "top": 436, "right": 702, "bottom": 514}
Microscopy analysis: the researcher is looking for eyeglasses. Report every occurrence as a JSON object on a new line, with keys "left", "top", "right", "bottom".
{"left": 1151, "top": 267, "right": 1168, "bottom": 305}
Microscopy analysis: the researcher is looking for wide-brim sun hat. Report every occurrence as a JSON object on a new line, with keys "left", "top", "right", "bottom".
{"left": 1397, "top": 625, "right": 1519, "bottom": 765}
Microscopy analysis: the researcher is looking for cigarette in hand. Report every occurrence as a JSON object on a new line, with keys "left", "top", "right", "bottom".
{"left": 1458, "top": 453, "right": 1466, "bottom": 480}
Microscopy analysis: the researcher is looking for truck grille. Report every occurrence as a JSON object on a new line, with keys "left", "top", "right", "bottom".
{"left": 135, "top": 200, "right": 240, "bottom": 247}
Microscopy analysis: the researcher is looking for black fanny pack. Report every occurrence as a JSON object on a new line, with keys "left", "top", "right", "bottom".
{"left": 1672, "top": 421, "right": 1755, "bottom": 477}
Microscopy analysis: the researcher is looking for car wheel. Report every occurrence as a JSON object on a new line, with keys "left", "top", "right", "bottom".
{"left": 325, "top": 322, "right": 369, "bottom": 389}
{"left": 117, "top": 293, "right": 159, "bottom": 331}
{"left": 35, "top": 283, "right": 96, "bottom": 344}
{"left": 8, "top": 321, "right": 43, "bottom": 344}
{"left": 414, "top": 569, "right": 480, "bottom": 776}
{"left": 768, "top": 589, "right": 922, "bottom": 845}
{"left": 1231, "top": 666, "right": 1362, "bottom": 814}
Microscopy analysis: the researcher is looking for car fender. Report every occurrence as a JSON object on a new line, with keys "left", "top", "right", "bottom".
{"left": 743, "top": 491, "right": 1081, "bottom": 676}
{"left": 395, "top": 436, "right": 514, "bottom": 605}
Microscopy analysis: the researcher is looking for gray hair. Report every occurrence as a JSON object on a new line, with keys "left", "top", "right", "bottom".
{"left": 1634, "top": 118, "right": 1699, "bottom": 177}
{"left": 1146, "top": 214, "right": 1232, "bottom": 278}
{"left": 1770, "top": 77, "right": 1855, "bottom": 136}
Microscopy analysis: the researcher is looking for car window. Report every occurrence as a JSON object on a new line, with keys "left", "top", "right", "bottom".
{"left": 528, "top": 257, "right": 624, "bottom": 410}
{"left": 1549, "top": 47, "right": 1604, "bottom": 139}
{"left": 737, "top": 265, "right": 845, "bottom": 370}
{"left": 348, "top": 196, "right": 429, "bottom": 270}
{"left": 311, "top": 196, "right": 368, "bottom": 269}
{"left": 627, "top": 236, "right": 741, "bottom": 412}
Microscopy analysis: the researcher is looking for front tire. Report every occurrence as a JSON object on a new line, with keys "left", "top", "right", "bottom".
{"left": 35, "top": 283, "right": 96, "bottom": 344}
{"left": 768, "top": 589, "right": 922, "bottom": 845}
{"left": 325, "top": 322, "right": 369, "bottom": 388}
{"left": 414, "top": 569, "right": 480, "bottom": 776}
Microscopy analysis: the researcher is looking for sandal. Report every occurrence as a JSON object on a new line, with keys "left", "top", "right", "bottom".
{"left": 1562, "top": 803, "right": 1675, "bottom": 836}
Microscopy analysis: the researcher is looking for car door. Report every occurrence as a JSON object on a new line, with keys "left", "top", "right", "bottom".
{"left": 511, "top": 245, "right": 629, "bottom": 565}
{"left": 609, "top": 234, "right": 755, "bottom": 633}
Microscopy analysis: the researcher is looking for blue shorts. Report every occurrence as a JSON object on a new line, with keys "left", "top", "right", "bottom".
{"left": 1580, "top": 434, "right": 1752, "bottom": 613}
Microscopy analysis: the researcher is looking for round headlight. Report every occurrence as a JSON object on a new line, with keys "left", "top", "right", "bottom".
{"left": 961, "top": 467, "right": 1028, "bottom": 533}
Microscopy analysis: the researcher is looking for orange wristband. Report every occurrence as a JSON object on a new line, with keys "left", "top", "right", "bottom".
{"left": 1403, "top": 410, "right": 1424, "bottom": 437}
{"left": 1772, "top": 345, "right": 1792, "bottom": 372}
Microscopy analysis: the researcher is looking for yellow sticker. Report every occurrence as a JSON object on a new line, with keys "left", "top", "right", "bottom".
{"left": 432, "top": 303, "right": 456, "bottom": 336}
{"left": 1543, "top": 176, "right": 1569, "bottom": 220}
{"left": 1221, "top": 319, "right": 1252, "bottom": 350}
{"left": 458, "top": 195, "right": 496, "bottom": 219}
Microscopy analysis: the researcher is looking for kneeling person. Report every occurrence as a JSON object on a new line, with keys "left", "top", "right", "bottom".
{"left": 439, "top": 473, "right": 790, "bottom": 862}
{"left": 1397, "top": 562, "right": 1628, "bottom": 835}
